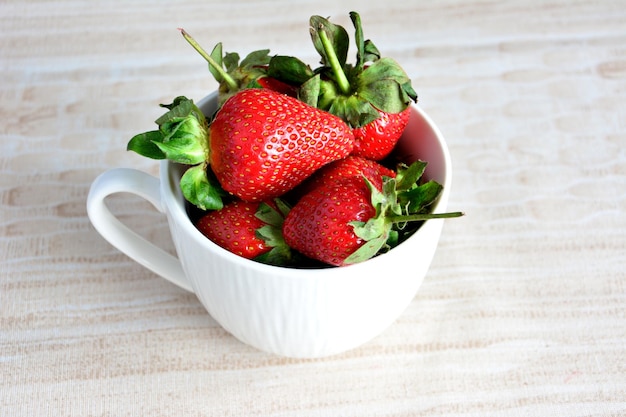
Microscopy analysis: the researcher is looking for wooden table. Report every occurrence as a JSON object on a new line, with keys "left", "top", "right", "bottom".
{"left": 2, "top": 1, "right": 625, "bottom": 415}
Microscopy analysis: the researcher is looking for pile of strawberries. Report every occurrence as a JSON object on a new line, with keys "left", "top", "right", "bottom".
{"left": 127, "top": 12, "right": 462, "bottom": 267}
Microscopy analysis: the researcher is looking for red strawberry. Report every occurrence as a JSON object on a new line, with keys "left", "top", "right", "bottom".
{"left": 126, "top": 89, "right": 354, "bottom": 210}
{"left": 351, "top": 107, "right": 411, "bottom": 160}
{"left": 255, "top": 76, "right": 299, "bottom": 97}
{"left": 293, "top": 155, "right": 395, "bottom": 199}
{"left": 196, "top": 199, "right": 293, "bottom": 263}
{"left": 283, "top": 161, "right": 463, "bottom": 266}
{"left": 302, "top": 13, "right": 417, "bottom": 160}
{"left": 284, "top": 177, "right": 375, "bottom": 266}
{"left": 196, "top": 200, "right": 273, "bottom": 259}
{"left": 209, "top": 88, "right": 354, "bottom": 202}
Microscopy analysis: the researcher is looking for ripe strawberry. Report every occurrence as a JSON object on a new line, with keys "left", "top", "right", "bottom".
{"left": 255, "top": 76, "right": 299, "bottom": 97}
{"left": 351, "top": 107, "right": 411, "bottom": 160}
{"left": 283, "top": 177, "right": 375, "bottom": 266}
{"left": 195, "top": 198, "right": 293, "bottom": 264}
{"left": 127, "top": 89, "right": 354, "bottom": 210}
{"left": 300, "top": 12, "right": 417, "bottom": 160}
{"left": 293, "top": 155, "right": 396, "bottom": 199}
{"left": 196, "top": 200, "right": 272, "bottom": 259}
{"left": 209, "top": 88, "right": 354, "bottom": 202}
{"left": 283, "top": 161, "right": 463, "bottom": 266}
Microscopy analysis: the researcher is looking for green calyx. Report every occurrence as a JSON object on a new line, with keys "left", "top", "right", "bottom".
{"left": 127, "top": 96, "right": 208, "bottom": 164}
{"left": 127, "top": 96, "right": 225, "bottom": 211}
{"left": 344, "top": 161, "right": 464, "bottom": 265}
{"left": 180, "top": 29, "right": 272, "bottom": 105}
{"left": 253, "top": 199, "right": 300, "bottom": 266}
{"left": 308, "top": 12, "right": 418, "bottom": 128}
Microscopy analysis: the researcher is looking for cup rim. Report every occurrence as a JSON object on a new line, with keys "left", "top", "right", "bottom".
{"left": 160, "top": 92, "right": 452, "bottom": 277}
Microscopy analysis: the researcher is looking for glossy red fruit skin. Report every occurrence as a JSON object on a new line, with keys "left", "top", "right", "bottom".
{"left": 195, "top": 200, "right": 270, "bottom": 259}
{"left": 256, "top": 76, "right": 298, "bottom": 97}
{"left": 351, "top": 107, "right": 411, "bottom": 161}
{"left": 293, "top": 155, "right": 395, "bottom": 199}
{"left": 209, "top": 89, "right": 355, "bottom": 202}
{"left": 283, "top": 177, "right": 375, "bottom": 266}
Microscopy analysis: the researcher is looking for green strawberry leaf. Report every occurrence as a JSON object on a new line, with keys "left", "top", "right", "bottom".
{"left": 349, "top": 12, "right": 381, "bottom": 69}
{"left": 221, "top": 49, "right": 271, "bottom": 103}
{"left": 382, "top": 177, "right": 403, "bottom": 216}
{"left": 363, "top": 40, "right": 381, "bottom": 63}
{"left": 386, "top": 163, "right": 463, "bottom": 228}
{"left": 157, "top": 118, "right": 207, "bottom": 165}
{"left": 274, "top": 198, "right": 292, "bottom": 218}
{"left": 401, "top": 81, "right": 418, "bottom": 104}
{"left": 386, "top": 229, "right": 399, "bottom": 248}
{"left": 154, "top": 133, "right": 205, "bottom": 164}
{"left": 316, "top": 78, "right": 338, "bottom": 110}
{"left": 328, "top": 95, "right": 379, "bottom": 128}
{"left": 240, "top": 49, "right": 270, "bottom": 68}
{"left": 127, "top": 130, "right": 166, "bottom": 160}
{"left": 399, "top": 180, "right": 443, "bottom": 213}
{"left": 156, "top": 96, "right": 197, "bottom": 124}
{"left": 254, "top": 199, "right": 298, "bottom": 267}
{"left": 310, "top": 15, "right": 350, "bottom": 69}
{"left": 357, "top": 57, "right": 416, "bottom": 114}
{"left": 350, "top": 11, "right": 366, "bottom": 70}
{"left": 365, "top": 177, "right": 386, "bottom": 212}
{"left": 255, "top": 224, "right": 284, "bottom": 249}
{"left": 299, "top": 74, "right": 321, "bottom": 107}
{"left": 348, "top": 177, "right": 394, "bottom": 260}
{"left": 395, "top": 161, "right": 428, "bottom": 191}
{"left": 254, "top": 245, "right": 295, "bottom": 266}
{"left": 350, "top": 217, "right": 387, "bottom": 241}
{"left": 158, "top": 96, "right": 190, "bottom": 112}
{"left": 209, "top": 43, "right": 225, "bottom": 82}
{"left": 222, "top": 51, "right": 240, "bottom": 72}
{"left": 268, "top": 55, "right": 314, "bottom": 85}
{"left": 127, "top": 97, "right": 209, "bottom": 165}
{"left": 343, "top": 233, "right": 388, "bottom": 265}
{"left": 255, "top": 200, "right": 290, "bottom": 228}
{"left": 158, "top": 97, "right": 209, "bottom": 164}
{"left": 179, "top": 164, "right": 225, "bottom": 211}
{"left": 393, "top": 161, "right": 444, "bottom": 215}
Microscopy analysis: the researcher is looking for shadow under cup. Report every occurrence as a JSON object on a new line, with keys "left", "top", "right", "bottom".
{"left": 158, "top": 92, "right": 452, "bottom": 358}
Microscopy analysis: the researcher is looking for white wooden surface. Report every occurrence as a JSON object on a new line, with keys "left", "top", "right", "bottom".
{"left": 1, "top": 0, "right": 625, "bottom": 415}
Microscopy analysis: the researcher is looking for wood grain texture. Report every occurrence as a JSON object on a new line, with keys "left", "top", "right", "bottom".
{"left": 1, "top": 0, "right": 625, "bottom": 416}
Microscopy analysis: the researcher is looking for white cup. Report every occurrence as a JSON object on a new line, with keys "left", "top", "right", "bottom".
{"left": 87, "top": 91, "right": 452, "bottom": 358}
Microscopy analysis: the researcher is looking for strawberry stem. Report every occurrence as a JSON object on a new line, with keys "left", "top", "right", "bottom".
{"left": 179, "top": 28, "right": 239, "bottom": 92}
{"left": 388, "top": 211, "right": 464, "bottom": 224}
{"left": 317, "top": 24, "right": 351, "bottom": 95}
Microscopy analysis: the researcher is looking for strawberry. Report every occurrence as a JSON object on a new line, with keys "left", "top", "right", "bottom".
{"left": 124, "top": 16, "right": 463, "bottom": 268}
{"left": 195, "top": 198, "right": 293, "bottom": 264}
{"left": 127, "top": 89, "right": 354, "bottom": 209}
{"left": 283, "top": 161, "right": 463, "bottom": 266}
{"left": 209, "top": 88, "right": 354, "bottom": 202}
{"left": 351, "top": 106, "right": 411, "bottom": 160}
{"left": 283, "top": 177, "right": 376, "bottom": 266}
{"left": 297, "top": 12, "right": 417, "bottom": 160}
{"left": 254, "top": 75, "right": 299, "bottom": 97}
{"left": 293, "top": 155, "right": 396, "bottom": 199}
{"left": 196, "top": 200, "right": 273, "bottom": 259}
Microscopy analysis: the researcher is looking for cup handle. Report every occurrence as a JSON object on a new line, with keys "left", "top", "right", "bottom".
{"left": 86, "top": 168, "right": 193, "bottom": 292}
